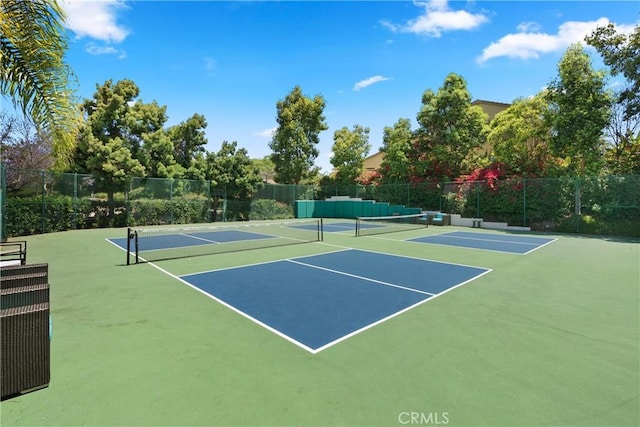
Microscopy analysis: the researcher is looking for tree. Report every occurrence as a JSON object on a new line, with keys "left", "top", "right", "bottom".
{"left": 603, "top": 94, "right": 640, "bottom": 174}
{"left": 586, "top": 23, "right": 640, "bottom": 121}
{"left": 139, "top": 129, "right": 184, "bottom": 178}
{"left": 269, "top": 86, "right": 328, "bottom": 184}
{"left": 0, "top": 111, "right": 54, "bottom": 193}
{"left": 413, "top": 73, "right": 488, "bottom": 181}
{"left": 167, "top": 113, "right": 208, "bottom": 169}
{"left": 487, "top": 94, "right": 556, "bottom": 177}
{"left": 71, "top": 79, "right": 166, "bottom": 215}
{"left": 330, "top": 124, "right": 370, "bottom": 183}
{"left": 378, "top": 118, "right": 413, "bottom": 183}
{"left": 206, "top": 141, "right": 264, "bottom": 221}
{"left": 546, "top": 43, "right": 612, "bottom": 176}
{"left": 207, "top": 141, "right": 263, "bottom": 199}
{"left": 77, "top": 129, "right": 145, "bottom": 216}
{"left": 0, "top": 0, "right": 80, "bottom": 167}
{"left": 252, "top": 156, "right": 276, "bottom": 183}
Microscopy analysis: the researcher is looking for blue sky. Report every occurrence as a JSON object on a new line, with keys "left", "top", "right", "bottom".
{"left": 59, "top": 0, "right": 639, "bottom": 173}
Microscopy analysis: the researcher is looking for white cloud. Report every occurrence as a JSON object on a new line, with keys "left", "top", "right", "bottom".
{"left": 353, "top": 75, "right": 391, "bottom": 91}
{"left": 254, "top": 127, "right": 277, "bottom": 138}
{"left": 517, "top": 21, "right": 542, "bottom": 33}
{"left": 478, "top": 18, "right": 636, "bottom": 63}
{"left": 62, "top": 0, "right": 129, "bottom": 43}
{"left": 382, "top": 0, "right": 488, "bottom": 38}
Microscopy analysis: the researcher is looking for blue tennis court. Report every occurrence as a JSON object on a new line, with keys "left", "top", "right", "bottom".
{"left": 179, "top": 249, "right": 490, "bottom": 353}
{"left": 408, "top": 231, "right": 556, "bottom": 254}
{"left": 108, "top": 229, "right": 275, "bottom": 252}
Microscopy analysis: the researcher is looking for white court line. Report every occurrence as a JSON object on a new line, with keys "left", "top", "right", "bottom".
{"left": 317, "top": 241, "right": 491, "bottom": 271}
{"left": 104, "top": 237, "right": 134, "bottom": 260}
{"left": 180, "top": 246, "right": 352, "bottom": 277}
{"left": 406, "top": 232, "right": 557, "bottom": 255}
{"left": 286, "top": 259, "right": 436, "bottom": 296}
{"left": 522, "top": 238, "right": 558, "bottom": 255}
{"left": 313, "top": 267, "right": 493, "bottom": 353}
{"left": 432, "top": 232, "right": 547, "bottom": 246}
{"left": 147, "top": 262, "right": 317, "bottom": 354}
{"left": 180, "top": 232, "right": 221, "bottom": 244}
{"left": 135, "top": 244, "right": 493, "bottom": 355}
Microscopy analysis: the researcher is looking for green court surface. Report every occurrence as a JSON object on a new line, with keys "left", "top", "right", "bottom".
{"left": 1, "top": 221, "right": 638, "bottom": 426}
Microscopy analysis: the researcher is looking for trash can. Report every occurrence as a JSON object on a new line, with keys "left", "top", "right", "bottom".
{"left": 1, "top": 263, "right": 50, "bottom": 400}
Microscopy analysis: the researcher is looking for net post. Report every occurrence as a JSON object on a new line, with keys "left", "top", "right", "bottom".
{"left": 319, "top": 218, "right": 324, "bottom": 241}
{"left": 135, "top": 231, "right": 139, "bottom": 264}
{"left": 126, "top": 228, "right": 131, "bottom": 265}
{"left": 355, "top": 217, "right": 360, "bottom": 237}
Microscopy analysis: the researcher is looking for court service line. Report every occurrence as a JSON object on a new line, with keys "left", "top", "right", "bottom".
{"left": 180, "top": 233, "right": 221, "bottom": 244}
{"left": 434, "top": 233, "right": 547, "bottom": 246}
{"left": 318, "top": 242, "right": 491, "bottom": 271}
{"left": 404, "top": 238, "right": 531, "bottom": 255}
{"left": 286, "top": 259, "right": 436, "bottom": 296}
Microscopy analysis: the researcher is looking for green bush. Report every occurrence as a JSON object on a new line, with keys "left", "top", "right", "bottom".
{"left": 126, "top": 198, "right": 208, "bottom": 226}
{"left": 6, "top": 195, "right": 93, "bottom": 237}
{"left": 249, "top": 199, "right": 294, "bottom": 220}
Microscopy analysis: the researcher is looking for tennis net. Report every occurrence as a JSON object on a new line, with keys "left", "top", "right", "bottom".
{"left": 355, "top": 213, "right": 428, "bottom": 237}
{"left": 126, "top": 219, "right": 323, "bottom": 264}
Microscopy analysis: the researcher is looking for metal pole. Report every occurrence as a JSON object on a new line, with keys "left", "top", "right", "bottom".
{"left": 169, "top": 179, "right": 174, "bottom": 224}
{"left": 126, "top": 227, "right": 131, "bottom": 265}
{"left": 476, "top": 181, "right": 480, "bottom": 218}
{"left": 523, "top": 179, "right": 527, "bottom": 227}
{"left": 41, "top": 170, "right": 46, "bottom": 233}
{"left": 73, "top": 173, "right": 78, "bottom": 229}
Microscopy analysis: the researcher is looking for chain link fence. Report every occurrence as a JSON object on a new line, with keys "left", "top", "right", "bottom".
{"left": 2, "top": 167, "right": 638, "bottom": 238}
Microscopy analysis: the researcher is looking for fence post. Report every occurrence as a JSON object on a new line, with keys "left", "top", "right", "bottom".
{"left": 73, "top": 173, "right": 78, "bottom": 229}
{"left": 206, "top": 180, "right": 211, "bottom": 222}
{"left": 523, "top": 179, "right": 527, "bottom": 227}
{"left": 41, "top": 170, "right": 46, "bottom": 234}
{"left": 476, "top": 181, "right": 480, "bottom": 218}
{"left": 575, "top": 177, "right": 581, "bottom": 232}
{"left": 223, "top": 186, "right": 227, "bottom": 222}
{"left": 169, "top": 179, "right": 174, "bottom": 224}
{"left": 0, "top": 164, "right": 5, "bottom": 242}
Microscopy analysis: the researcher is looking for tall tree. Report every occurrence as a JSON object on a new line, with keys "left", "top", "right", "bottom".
{"left": 330, "top": 124, "right": 370, "bottom": 183}
{"left": 269, "top": 86, "right": 328, "bottom": 184}
{"left": 378, "top": 118, "right": 413, "bottom": 183}
{"left": 167, "top": 113, "right": 208, "bottom": 169}
{"left": 546, "top": 43, "right": 612, "bottom": 176}
{"left": 487, "top": 94, "right": 556, "bottom": 177}
{"left": 76, "top": 129, "right": 145, "bottom": 216}
{"left": 71, "top": 79, "right": 170, "bottom": 214}
{"left": 586, "top": 23, "right": 640, "bottom": 121}
{"left": 207, "top": 141, "right": 263, "bottom": 199}
{"left": 0, "top": 0, "right": 80, "bottom": 167}
{"left": 206, "top": 141, "right": 264, "bottom": 221}
{"left": 414, "top": 73, "right": 488, "bottom": 181}
{"left": 603, "top": 93, "right": 640, "bottom": 174}
{"left": 139, "top": 129, "right": 184, "bottom": 178}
